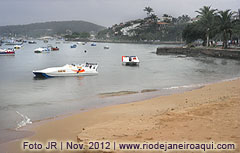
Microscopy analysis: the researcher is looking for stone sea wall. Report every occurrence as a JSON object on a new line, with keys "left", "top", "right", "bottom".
{"left": 156, "top": 47, "right": 240, "bottom": 60}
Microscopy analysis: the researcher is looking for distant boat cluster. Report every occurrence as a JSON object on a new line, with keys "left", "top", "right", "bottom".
{"left": 1, "top": 38, "right": 140, "bottom": 78}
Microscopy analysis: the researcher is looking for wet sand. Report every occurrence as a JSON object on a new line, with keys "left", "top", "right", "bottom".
{"left": 1, "top": 79, "right": 240, "bottom": 153}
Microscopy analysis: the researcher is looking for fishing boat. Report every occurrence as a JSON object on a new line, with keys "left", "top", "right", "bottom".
{"left": 70, "top": 44, "right": 77, "bottom": 48}
{"left": 34, "top": 47, "right": 50, "bottom": 53}
{"left": 0, "top": 48, "right": 15, "bottom": 55}
{"left": 122, "top": 56, "right": 140, "bottom": 66}
{"left": 33, "top": 63, "right": 98, "bottom": 78}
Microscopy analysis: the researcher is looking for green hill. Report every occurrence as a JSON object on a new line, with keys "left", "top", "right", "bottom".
{"left": 0, "top": 20, "right": 106, "bottom": 37}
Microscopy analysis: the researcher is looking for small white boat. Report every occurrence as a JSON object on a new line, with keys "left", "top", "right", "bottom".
{"left": 104, "top": 46, "right": 110, "bottom": 49}
{"left": 28, "top": 41, "right": 37, "bottom": 44}
{"left": 33, "top": 63, "right": 98, "bottom": 78}
{"left": 122, "top": 56, "right": 140, "bottom": 66}
{"left": 34, "top": 47, "right": 50, "bottom": 53}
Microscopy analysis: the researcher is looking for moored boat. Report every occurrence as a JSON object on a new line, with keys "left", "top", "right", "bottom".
{"left": 51, "top": 47, "right": 59, "bottom": 51}
{"left": 70, "top": 44, "right": 77, "bottom": 48}
{"left": 104, "top": 46, "right": 110, "bottom": 49}
{"left": 5, "top": 41, "right": 23, "bottom": 46}
{"left": 122, "top": 56, "right": 140, "bottom": 66}
{"left": 34, "top": 47, "right": 50, "bottom": 53}
{"left": 14, "top": 45, "right": 22, "bottom": 49}
{"left": 28, "top": 41, "right": 37, "bottom": 44}
{"left": 0, "top": 48, "right": 15, "bottom": 55}
{"left": 33, "top": 63, "right": 98, "bottom": 78}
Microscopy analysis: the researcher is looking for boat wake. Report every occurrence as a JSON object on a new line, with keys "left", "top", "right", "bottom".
{"left": 16, "top": 111, "right": 32, "bottom": 129}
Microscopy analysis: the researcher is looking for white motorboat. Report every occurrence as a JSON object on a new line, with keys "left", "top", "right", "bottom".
{"left": 122, "top": 56, "right": 140, "bottom": 66}
{"left": 34, "top": 47, "right": 50, "bottom": 53}
{"left": 104, "top": 46, "right": 110, "bottom": 49}
{"left": 33, "top": 63, "right": 98, "bottom": 78}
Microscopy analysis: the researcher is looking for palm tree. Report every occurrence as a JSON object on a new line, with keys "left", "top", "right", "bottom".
{"left": 150, "top": 13, "right": 158, "bottom": 21}
{"left": 216, "top": 10, "right": 234, "bottom": 49}
{"left": 144, "top": 6, "right": 154, "bottom": 17}
{"left": 196, "top": 6, "right": 217, "bottom": 47}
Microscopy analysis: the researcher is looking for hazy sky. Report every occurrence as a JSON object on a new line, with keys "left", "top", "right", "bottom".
{"left": 0, "top": 0, "right": 239, "bottom": 27}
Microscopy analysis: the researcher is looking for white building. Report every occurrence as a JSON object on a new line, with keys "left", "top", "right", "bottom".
{"left": 120, "top": 23, "right": 140, "bottom": 36}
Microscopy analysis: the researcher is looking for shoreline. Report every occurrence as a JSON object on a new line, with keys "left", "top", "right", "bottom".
{"left": 0, "top": 84, "right": 201, "bottom": 144}
{"left": 1, "top": 78, "right": 240, "bottom": 152}
{"left": 67, "top": 39, "right": 185, "bottom": 45}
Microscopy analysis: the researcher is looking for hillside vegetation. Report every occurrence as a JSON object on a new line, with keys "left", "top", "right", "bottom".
{"left": 0, "top": 20, "right": 105, "bottom": 38}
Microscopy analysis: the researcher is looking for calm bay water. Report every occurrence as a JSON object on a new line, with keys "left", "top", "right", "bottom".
{"left": 0, "top": 41, "right": 240, "bottom": 143}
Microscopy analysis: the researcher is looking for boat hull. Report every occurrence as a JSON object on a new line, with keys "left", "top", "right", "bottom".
{"left": 33, "top": 72, "right": 52, "bottom": 78}
{"left": 33, "top": 71, "right": 98, "bottom": 78}
{"left": 0, "top": 51, "right": 15, "bottom": 55}
{"left": 33, "top": 64, "right": 98, "bottom": 78}
{"left": 122, "top": 62, "right": 139, "bottom": 66}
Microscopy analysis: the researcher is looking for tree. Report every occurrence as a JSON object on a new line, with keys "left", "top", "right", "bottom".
{"left": 196, "top": 6, "right": 217, "bottom": 47}
{"left": 216, "top": 10, "right": 234, "bottom": 48}
{"left": 144, "top": 6, "right": 154, "bottom": 17}
{"left": 182, "top": 23, "right": 205, "bottom": 44}
{"left": 150, "top": 13, "right": 158, "bottom": 22}
{"left": 177, "top": 15, "right": 191, "bottom": 24}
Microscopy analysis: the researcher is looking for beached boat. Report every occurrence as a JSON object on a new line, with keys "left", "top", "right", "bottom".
{"left": 0, "top": 48, "right": 15, "bottom": 55}
{"left": 70, "top": 44, "right": 77, "bottom": 48}
{"left": 34, "top": 47, "right": 50, "bottom": 53}
{"left": 33, "top": 63, "right": 98, "bottom": 78}
{"left": 122, "top": 56, "right": 140, "bottom": 66}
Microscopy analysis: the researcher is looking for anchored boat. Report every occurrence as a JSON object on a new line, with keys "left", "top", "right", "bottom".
{"left": 91, "top": 43, "right": 96, "bottom": 46}
{"left": 51, "top": 47, "right": 59, "bottom": 51}
{"left": 0, "top": 48, "right": 15, "bottom": 55}
{"left": 70, "top": 44, "right": 77, "bottom": 48}
{"left": 33, "top": 63, "right": 98, "bottom": 78}
{"left": 34, "top": 47, "right": 50, "bottom": 53}
{"left": 104, "top": 46, "right": 110, "bottom": 49}
{"left": 14, "top": 45, "right": 22, "bottom": 49}
{"left": 122, "top": 56, "right": 140, "bottom": 66}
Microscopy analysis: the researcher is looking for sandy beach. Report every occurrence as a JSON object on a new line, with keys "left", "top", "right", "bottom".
{"left": 1, "top": 79, "right": 240, "bottom": 153}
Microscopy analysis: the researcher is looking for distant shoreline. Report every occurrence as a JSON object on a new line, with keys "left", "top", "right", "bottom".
{"left": 68, "top": 39, "right": 185, "bottom": 45}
